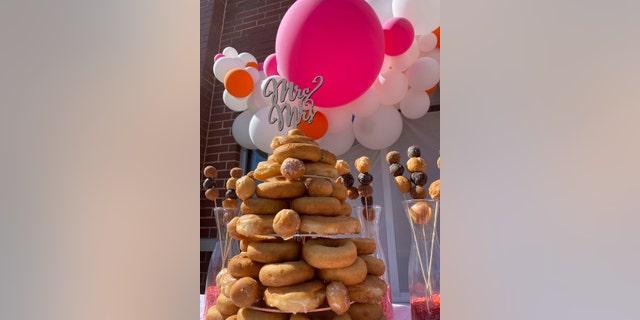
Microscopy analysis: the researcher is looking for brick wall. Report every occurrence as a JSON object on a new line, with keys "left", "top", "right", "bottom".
{"left": 200, "top": 0, "right": 296, "bottom": 293}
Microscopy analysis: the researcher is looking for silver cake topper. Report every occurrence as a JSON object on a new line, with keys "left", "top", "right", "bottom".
{"left": 262, "top": 75, "right": 323, "bottom": 131}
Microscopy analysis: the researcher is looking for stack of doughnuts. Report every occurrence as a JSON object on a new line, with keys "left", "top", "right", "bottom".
{"left": 205, "top": 129, "right": 389, "bottom": 320}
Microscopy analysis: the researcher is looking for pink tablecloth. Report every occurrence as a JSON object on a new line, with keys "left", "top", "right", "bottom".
{"left": 200, "top": 295, "right": 411, "bottom": 319}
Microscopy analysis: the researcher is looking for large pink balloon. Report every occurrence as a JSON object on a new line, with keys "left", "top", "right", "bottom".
{"left": 276, "top": 0, "right": 385, "bottom": 108}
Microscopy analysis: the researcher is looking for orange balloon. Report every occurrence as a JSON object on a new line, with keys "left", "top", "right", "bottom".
{"left": 224, "top": 68, "right": 253, "bottom": 98}
{"left": 245, "top": 61, "right": 259, "bottom": 69}
{"left": 426, "top": 83, "right": 438, "bottom": 94}
{"left": 298, "top": 111, "right": 328, "bottom": 140}
{"left": 433, "top": 27, "right": 440, "bottom": 48}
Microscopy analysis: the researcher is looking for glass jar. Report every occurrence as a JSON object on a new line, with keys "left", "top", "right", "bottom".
{"left": 356, "top": 205, "right": 394, "bottom": 320}
{"left": 202, "top": 207, "right": 240, "bottom": 319}
{"left": 403, "top": 199, "right": 440, "bottom": 320}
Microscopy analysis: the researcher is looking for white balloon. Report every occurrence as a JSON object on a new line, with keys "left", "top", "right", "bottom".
{"left": 380, "top": 55, "right": 392, "bottom": 74}
{"left": 418, "top": 33, "right": 438, "bottom": 52}
{"left": 346, "top": 87, "right": 380, "bottom": 118}
{"left": 366, "top": 0, "right": 394, "bottom": 24}
{"left": 232, "top": 110, "right": 257, "bottom": 149}
{"left": 238, "top": 52, "right": 257, "bottom": 64}
{"left": 422, "top": 48, "right": 440, "bottom": 63}
{"left": 315, "top": 106, "right": 353, "bottom": 134}
{"left": 373, "top": 69, "right": 408, "bottom": 106}
{"left": 222, "top": 46, "right": 238, "bottom": 58}
{"left": 353, "top": 106, "right": 403, "bottom": 150}
{"left": 247, "top": 82, "right": 271, "bottom": 113}
{"left": 388, "top": 39, "right": 419, "bottom": 71}
{"left": 249, "top": 106, "right": 295, "bottom": 153}
{"left": 245, "top": 67, "right": 260, "bottom": 85}
{"left": 223, "top": 90, "right": 248, "bottom": 112}
{"left": 317, "top": 124, "right": 356, "bottom": 156}
{"left": 399, "top": 89, "right": 430, "bottom": 119}
{"left": 213, "top": 57, "right": 244, "bottom": 83}
{"left": 405, "top": 57, "right": 440, "bottom": 91}
{"left": 392, "top": 0, "right": 440, "bottom": 35}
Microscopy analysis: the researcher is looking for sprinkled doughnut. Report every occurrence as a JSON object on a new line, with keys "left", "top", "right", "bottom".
{"left": 346, "top": 275, "right": 388, "bottom": 304}
{"left": 291, "top": 196, "right": 342, "bottom": 216}
{"left": 317, "top": 257, "right": 368, "bottom": 286}
{"left": 263, "top": 280, "right": 327, "bottom": 313}
{"left": 256, "top": 180, "right": 307, "bottom": 199}
{"left": 240, "top": 198, "right": 289, "bottom": 215}
{"left": 272, "top": 143, "right": 322, "bottom": 163}
{"left": 246, "top": 239, "right": 301, "bottom": 263}
{"left": 299, "top": 216, "right": 361, "bottom": 235}
{"left": 359, "top": 255, "right": 386, "bottom": 276}
{"left": 302, "top": 238, "right": 357, "bottom": 269}
{"left": 326, "top": 281, "right": 350, "bottom": 315}
{"left": 258, "top": 260, "right": 315, "bottom": 287}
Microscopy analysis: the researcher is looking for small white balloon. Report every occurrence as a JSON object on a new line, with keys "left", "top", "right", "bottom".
{"left": 245, "top": 67, "right": 261, "bottom": 85}
{"left": 373, "top": 69, "right": 408, "bottom": 106}
{"left": 405, "top": 57, "right": 440, "bottom": 91}
{"left": 222, "top": 46, "right": 238, "bottom": 58}
{"left": 213, "top": 57, "right": 245, "bottom": 83}
{"left": 315, "top": 106, "right": 353, "bottom": 134}
{"left": 317, "top": 124, "right": 356, "bottom": 156}
{"left": 345, "top": 87, "right": 380, "bottom": 118}
{"left": 232, "top": 110, "right": 257, "bottom": 149}
{"left": 380, "top": 55, "right": 392, "bottom": 74}
{"left": 238, "top": 52, "right": 257, "bottom": 64}
{"left": 223, "top": 90, "right": 248, "bottom": 112}
{"left": 249, "top": 106, "right": 295, "bottom": 153}
{"left": 418, "top": 33, "right": 438, "bottom": 52}
{"left": 422, "top": 48, "right": 440, "bottom": 63}
{"left": 399, "top": 89, "right": 430, "bottom": 119}
{"left": 353, "top": 106, "right": 403, "bottom": 150}
{"left": 247, "top": 82, "right": 271, "bottom": 113}
{"left": 388, "top": 39, "right": 419, "bottom": 71}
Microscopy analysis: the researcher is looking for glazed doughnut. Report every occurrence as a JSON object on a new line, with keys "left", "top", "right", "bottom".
{"left": 348, "top": 238, "right": 376, "bottom": 255}
{"left": 339, "top": 201, "right": 352, "bottom": 216}
{"left": 228, "top": 252, "right": 264, "bottom": 278}
{"left": 319, "top": 148, "right": 337, "bottom": 166}
{"left": 326, "top": 281, "right": 350, "bottom": 315}
{"left": 222, "top": 198, "right": 239, "bottom": 209}
{"left": 237, "top": 307, "right": 289, "bottom": 320}
{"left": 258, "top": 260, "right": 315, "bottom": 287}
{"left": 240, "top": 198, "right": 289, "bottom": 215}
{"left": 272, "top": 209, "right": 301, "bottom": 238}
{"left": 227, "top": 217, "right": 249, "bottom": 241}
{"left": 429, "top": 179, "right": 440, "bottom": 200}
{"left": 306, "top": 178, "right": 333, "bottom": 197}
{"left": 291, "top": 197, "right": 342, "bottom": 216}
{"left": 253, "top": 161, "right": 282, "bottom": 181}
{"left": 359, "top": 255, "right": 385, "bottom": 276}
{"left": 406, "top": 157, "right": 427, "bottom": 173}
{"left": 235, "top": 214, "right": 275, "bottom": 237}
{"left": 229, "top": 276, "right": 262, "bottom": 308}
{"left": 354, "top": 157, "right": 371, "bottom": 173}
{"left": 304, "top": 161, "right": 338, "bottom": 178}
{"left": 213, "top": 293, "right": 240, "bottom": 317}
{"left": 299, "top": 216, "right": 361, "bottom": 235}
{"left": 334, "top": 160, "right": 351, "bottom": 176}
{"left": 235, "top": 176, "right": 256, "bottom": 200}
{"left": 270, "top": 134, "right": 318, "bottom": 151}
{"left": 272, "top": 143, "right": 322, "bottom": 163}
{"left": 302, "top": 238, "right": 357, "bottom": 269}
{"left": 317, "top": 257, "right": 368, "bottom": 286}
{"left": 346, "top": 275, "right": 387, "bottom": 304}
{"left": 264, "top": 280, "right": 326, "bottom": 313}
{"left": 246, "top": 239, "right": 301, "bottom": 263}
{"left": 330, "top": 182, "right": 348, "bottom": 202}
{"left": 205, "top": 306, "right": 223, "bottom": 320}
{"left": 256, "top": 180, "right": 306, "bottom": 199}
{"left": 280, "top": 157, "right": 306, "bottom": 180}
{"left": 346, "top": 303, "right": 383, "bottom": 320}
{"left": 215, "top": 268, "right": 238, "bottom": 298}
{"left": 408, "top": 200, "right": 433, "bottom": 225}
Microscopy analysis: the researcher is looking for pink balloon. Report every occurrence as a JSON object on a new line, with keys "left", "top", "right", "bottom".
{"left": 276, "top": 0, "right": 384, "bottom": 108}
{"left": 213, "top": 53, "right": 225, "bottom": 62}
{"left": 263, "top": 53, "right": 279, "bottom": 76}
{"left": 383, "top": 17, "right": 415, "bottom": 56}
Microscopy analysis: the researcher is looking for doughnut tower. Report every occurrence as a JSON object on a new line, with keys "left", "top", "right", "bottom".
{"left": 205, "top": 129, "right": 389, "bottom": 320}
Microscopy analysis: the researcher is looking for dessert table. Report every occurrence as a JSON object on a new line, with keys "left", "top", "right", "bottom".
{"left": 200, "top": 294, "right": 411, "bottom": 319}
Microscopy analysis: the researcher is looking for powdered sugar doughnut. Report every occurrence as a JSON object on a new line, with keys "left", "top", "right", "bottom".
{"left": 280, "top": 157, "right": 305, "bottom": 180}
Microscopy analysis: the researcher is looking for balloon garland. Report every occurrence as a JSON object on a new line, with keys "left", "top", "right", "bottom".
{"left": 212, "top": 0, "right": 440, "bottom": 155}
